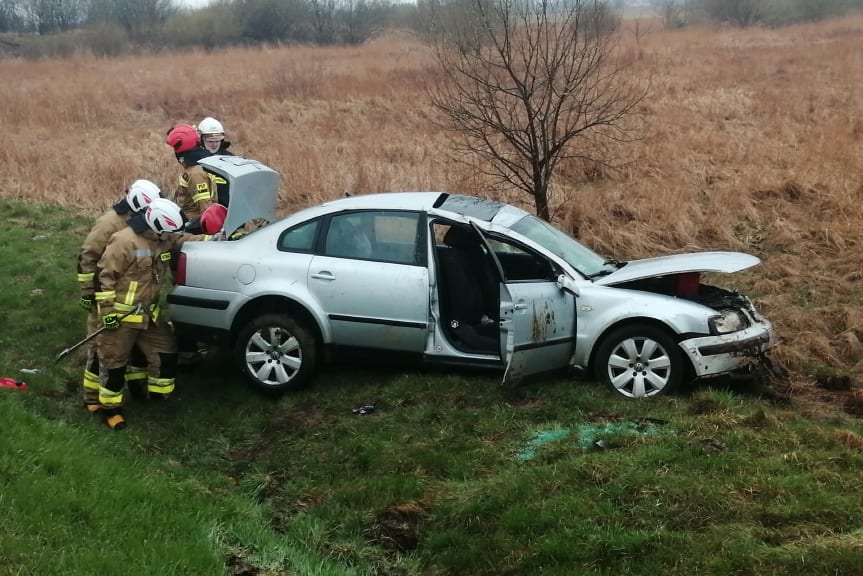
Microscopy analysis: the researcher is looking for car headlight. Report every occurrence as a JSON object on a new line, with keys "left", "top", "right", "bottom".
{"left": 708, "top": 310, "right": 748, "bottom": 334}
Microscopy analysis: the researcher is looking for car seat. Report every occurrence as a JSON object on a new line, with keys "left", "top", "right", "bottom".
{"left": 328, "top": 218, "right": 372, "bottom": 258}
{"left": 437, "top": 226, "right": 498, "bottom": 352}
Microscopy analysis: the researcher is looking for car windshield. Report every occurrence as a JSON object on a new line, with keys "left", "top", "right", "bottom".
{"left": 509, "top": 215, "right": 618, "bottom": 279}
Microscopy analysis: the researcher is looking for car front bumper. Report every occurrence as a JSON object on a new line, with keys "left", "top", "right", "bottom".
{"left": 678, "top": 320, "right": 775, "bottom": 378}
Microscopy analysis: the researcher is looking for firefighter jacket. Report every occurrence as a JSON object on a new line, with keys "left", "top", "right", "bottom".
{"left": 77, "top": 198, "right": 134, "bottom": 298}
{"left": 174, "top": 164, "right": 214, "bottom": 221}
{"left": 95, "top": 216, "right": 205, "bottom": 330}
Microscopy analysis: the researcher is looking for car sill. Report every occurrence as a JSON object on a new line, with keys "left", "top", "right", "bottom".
{"left": 166, "top": 294, "right": 230, "bottom": 310}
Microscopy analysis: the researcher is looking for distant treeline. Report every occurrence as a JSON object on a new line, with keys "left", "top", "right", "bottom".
{"left": 654, "top": 0, "right": 863, "bottom": 28}
{"left": 2, "top": 0, "right": 862, "bottom": 59}
{"left": 0, "top": 0, "right": 421, "bottom": 57}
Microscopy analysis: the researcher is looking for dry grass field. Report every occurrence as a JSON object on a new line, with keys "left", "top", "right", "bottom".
{"left": 2, "top": 17, "right": 863, "bottom": 412}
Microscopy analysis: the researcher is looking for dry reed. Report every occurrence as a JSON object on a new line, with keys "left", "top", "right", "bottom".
{"left": 3, "top": 18, "right": 863, "bottom": 409}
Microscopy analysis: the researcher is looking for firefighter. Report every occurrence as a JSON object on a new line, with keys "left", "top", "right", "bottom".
{"left": 196, "top": 116, "right": 234, "bottom": 206}
{"left": 197, "top": 116, "right": 234, "bottom": 156}
{"left": 166, "top": 124, "right": 213, "bottom": 230}
{"left": 77, "top": 180, "right": 160, "bottom": 412}
{"left": 94, "top": 198, "right": 207, "bottom": 430}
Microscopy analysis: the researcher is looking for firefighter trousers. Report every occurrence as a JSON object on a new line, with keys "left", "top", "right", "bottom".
{"left": 96, "top": 321, "right": 178, "bottom": 412}
{"left": 82, "top": 310, "right": 147, "bottom": 406}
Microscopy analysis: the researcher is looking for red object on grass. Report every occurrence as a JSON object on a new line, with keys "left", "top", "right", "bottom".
{"left": 0, "top": 377, "right": 27, "bottom": 391}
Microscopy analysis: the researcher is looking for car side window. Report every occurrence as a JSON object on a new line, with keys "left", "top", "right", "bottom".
{"left": 278, "top": 219, "right": 320, "bottom": 252}
{"left": 324, "top": 211, "right": 421, "bottom": 265}
{"left": 485, "top": 236, "right": 556, "bottom": 281}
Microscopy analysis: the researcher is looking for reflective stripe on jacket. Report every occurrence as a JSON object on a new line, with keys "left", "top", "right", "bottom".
{"left": 96, "top": 227, "right": 202, "bottom": 329}
{"left": 174, "top": 164, "right": 213, "bottom": 221}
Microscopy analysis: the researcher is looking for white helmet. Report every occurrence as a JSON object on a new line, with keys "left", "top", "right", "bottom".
{"left": 197, "top": 116, "right": 224, "bottom": 136}
{"left": 144, "top": 198, "right": 184, "bottom": 234}
{"left": 198, "top": 117, "right": 225, "bottom": 153}
{"left": 126, "top": 179, "right": 161, "bottom": 213}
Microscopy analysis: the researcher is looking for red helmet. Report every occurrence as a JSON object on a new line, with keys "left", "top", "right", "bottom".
{"left": 166, "top": 124, "right": 201, "bottom": 154}
{"left": 200, "top": 203, "right": 228, "bottom": 235}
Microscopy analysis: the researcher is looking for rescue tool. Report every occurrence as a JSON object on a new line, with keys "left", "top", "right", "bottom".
{"left": 55, "top": 306, "right": 142, "bottom": 364}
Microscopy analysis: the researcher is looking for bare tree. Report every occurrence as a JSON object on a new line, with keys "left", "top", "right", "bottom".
{"left": 310, "top": 0, "right": 337, "bottom": 42}
{"left": 428, "top": 0, "right": 646, "bottom": 221}
{"left": 26, "top": 0, "right": 85, "bottom": 34}
{"left": 701, "top": 0, "right": 761, "bottom": 26}
{"left": 87, "top": 0, "right": 175, "bottom": 37}
{"left": 656, "top": 0, "right": 684, "bottom": 28}
{"left": 1, "top": 0, "right": 26, "bottom": 32}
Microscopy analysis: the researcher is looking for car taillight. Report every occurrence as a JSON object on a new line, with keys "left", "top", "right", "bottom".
{"left": 174, "top": 252, "right": 187, "bottom": 286}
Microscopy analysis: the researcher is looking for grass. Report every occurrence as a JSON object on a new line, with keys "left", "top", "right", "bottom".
{"left": 3, "top": 199, "right": 863, "bottom": 574}
{"left": 4, "top": 14, "right": 863, "bottom": 574}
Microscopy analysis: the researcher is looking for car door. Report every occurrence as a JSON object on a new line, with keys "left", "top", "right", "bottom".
{"left": 307, "top": 210, "right": 429, "bottom": 352}
{"left": 476, "top": 228, "right": 577, "bottom": 385}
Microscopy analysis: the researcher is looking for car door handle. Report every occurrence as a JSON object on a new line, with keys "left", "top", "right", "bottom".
{"left": 513, "top": 302, "right": 528, "bottom": 311}
{"left": 311, "top": 271, "right": 335, "bottom": 281}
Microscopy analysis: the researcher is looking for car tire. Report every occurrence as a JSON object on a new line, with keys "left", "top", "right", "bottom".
{"left": 234, "top": 313, "right": 317, "bottom": 394}
{"left": 594, "top": 323, "right": 683, "bottom": 399}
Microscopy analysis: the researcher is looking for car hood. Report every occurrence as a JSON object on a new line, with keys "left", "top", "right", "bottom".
{"left": 197, "top": 155, "right": 279, "bottom": 236}
{"left": 592, "top": 251, "right": 760, "bottom": 286}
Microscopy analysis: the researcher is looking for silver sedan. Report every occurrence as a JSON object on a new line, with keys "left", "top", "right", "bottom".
{"left": 167, "top": 156, "right": 775, "bottom": 398}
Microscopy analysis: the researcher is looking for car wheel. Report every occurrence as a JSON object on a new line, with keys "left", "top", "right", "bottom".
{"left": 594, "top": 323, "right": 683, "bottom": 398}
{"left": 234, "top": 313, "right": 317, "bottom": 393}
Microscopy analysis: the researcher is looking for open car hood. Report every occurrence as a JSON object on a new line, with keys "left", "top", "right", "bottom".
{"left": 592, "top": 251, "right": 760, "bottom": 286}
{"left": 197, "top": 155, "right": 279, "bottom": 236}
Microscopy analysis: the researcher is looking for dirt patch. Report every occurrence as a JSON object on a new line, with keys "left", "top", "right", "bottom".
{"left": 263, "top": 401, "right": 327, "bottom": 432}
{"left": 585, "top": 410, "right": 622, "bottom": 422}
{"left": 365, "top": 503, "right": 423, "bottom": 553}
{"left": 814, "top": 372, "right": 855, "bottom": 391}
{"left": 225, "top": 550, "right": 263, "bottom": 576}
{"left": 228, "top": 401, "right": 326, "bottom": 462}
{"left": 843, "top": 390, "right": 863, "bottom": 417}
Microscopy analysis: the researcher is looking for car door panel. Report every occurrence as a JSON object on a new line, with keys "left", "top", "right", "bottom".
{"left": 500, "top": 281, "right": 577, "bottom": 384}
{"left": 308, "top": 256, "right": 429, "bottom": 352}
{"left": 471, "top": 226, "right": 577, "bottom": 385}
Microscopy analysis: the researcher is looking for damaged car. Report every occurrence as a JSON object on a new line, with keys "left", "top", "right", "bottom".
{"left": 167, "top": 156, "right": 775, "bottom": 398}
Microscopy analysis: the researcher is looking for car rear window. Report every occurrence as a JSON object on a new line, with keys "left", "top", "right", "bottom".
{"left": 278, "top": 219, "right": 320, "bottom": 252}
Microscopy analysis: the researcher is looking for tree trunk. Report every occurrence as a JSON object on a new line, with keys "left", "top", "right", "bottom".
{"left": 534, "top": 186, "right": 550, "bottom": 222}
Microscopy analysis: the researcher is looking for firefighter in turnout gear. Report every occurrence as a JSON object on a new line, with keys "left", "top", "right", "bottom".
{"left": 166, "top": 124, "right": 213, "bottom": 230}
{"left": 197, "top": 116, "right": 234, "bottom": 206}
{"left": 95, "top": 198, "right": 209, "bottom": 430}
{"left": 77, "top": 180, "right": 160, "bottom": 412}
{"left": 197, "top": 116, "right": 234, "bottom": 156}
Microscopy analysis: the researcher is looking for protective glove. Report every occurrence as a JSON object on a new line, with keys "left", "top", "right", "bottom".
{"left": 79, "top": 294, "right": 95, "bottom": 312}
{"left": 229, "top": 230, "right": 247, "bottom": 240}
{"left": 101, "top": 313, "right": 121, "bottom": 330}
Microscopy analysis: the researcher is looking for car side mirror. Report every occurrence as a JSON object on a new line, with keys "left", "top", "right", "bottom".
{"left": 556, "top": 274, "right": 579, "bottom": 296}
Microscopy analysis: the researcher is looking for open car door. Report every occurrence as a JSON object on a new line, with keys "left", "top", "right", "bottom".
{"left": 470, "top": 223, "right": 578, "bottom": 386}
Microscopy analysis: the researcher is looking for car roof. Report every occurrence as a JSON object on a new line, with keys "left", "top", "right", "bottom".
{"left": 310, "top": 192, "right": 511, "bottom": 221}
{"left": 319, "top": 192, "right": 445, "bottom": 212}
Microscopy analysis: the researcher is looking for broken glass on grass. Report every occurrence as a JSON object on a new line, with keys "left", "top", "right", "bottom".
{"left": 516, "top": 418, "right": 669, "bottom": 461}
